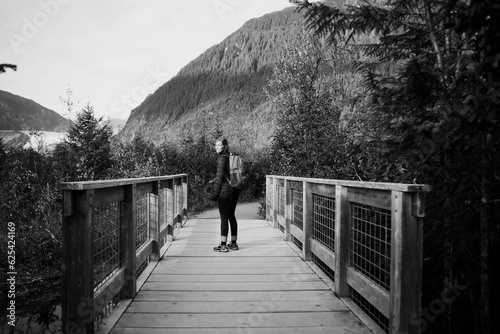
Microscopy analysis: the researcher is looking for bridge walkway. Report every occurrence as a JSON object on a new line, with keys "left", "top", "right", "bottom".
{"left": 108, "top": 203, "right": 372, "bottom": 333}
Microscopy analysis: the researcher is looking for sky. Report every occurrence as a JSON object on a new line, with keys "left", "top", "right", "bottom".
{"left": 0, "top": 0, "right": 294, "bottom": 120}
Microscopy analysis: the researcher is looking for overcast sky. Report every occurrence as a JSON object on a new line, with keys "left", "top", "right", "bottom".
{"left": 0, "top": 0, "right": 293, "bottom": 120}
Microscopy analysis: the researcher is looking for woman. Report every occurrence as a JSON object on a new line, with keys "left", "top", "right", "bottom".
{"left": 208, "top": 138, "right": 240, "bottom": 252}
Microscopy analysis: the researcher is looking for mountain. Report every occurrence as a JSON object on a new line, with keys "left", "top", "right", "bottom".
{"left": 117, "top": 7, "right": 306, "bottom": 150}
{"left": 0, "top": 90, "right": 70, "bottom": 132}
{"left": 105, "top": 118, "right": 127, "bottom": 135}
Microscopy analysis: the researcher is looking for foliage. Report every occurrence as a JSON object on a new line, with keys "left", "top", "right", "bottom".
{"left": 0, "top": 147, "right": 62, "bottom": 331}
{"left": 265, "top": 31, "right": 357, "bottom": 179}
{"left": 55, "top": 103, "right": 114, "bottom": 181}
{"left": 0, "top": 63, "right": 17, "bottom": 74}
{"left": 290, "top": 0, "right": 500, "bottom": 333}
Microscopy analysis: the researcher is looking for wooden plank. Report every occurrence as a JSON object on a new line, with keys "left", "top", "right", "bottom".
{"left": 303, "top": 181, "right": 313, "bottom": 260}
{"left": 94, "top": 268, "right": 125, "bottom": 314}
{"left": 111, "top": 327, "right": 370, "bottom": 334}
{"left": 389, "top": 190, "right": 423, "bottom": 334}
{"left": 121, "top": 184, "right": 137, "bottom": 298}
{"left": 150, "top": 267, "right": 314, "bottom": 275}
{"left": 154, "top": 260, "right": 310, "bottom": 268}
{"left": 135, "top": 240, "right": 153, "bottom": 272}
{"left": 93, "top": 186, "right": 125, "bottom": 208}
{"left": 141, "top": 281, "right": 329, "bottom": 291}
{"left": 63, "top": 190, "right": 74, "bottom": 216}
{"left": 125, "top": 299, "right": 348, "bottom": 313}
{"left": 59, "top": 174, "right": 188, "bottom": 191}
{"left": 310, "top": 239, "right": 335, "bottom": 270}
{"left": 114, "top": 312, "right": 364, "bottom": 329}
{"left": 310, "top": 183, "right": 336, "bottom": 197}
{"left": 62, "top": 189, "right": 94, "bottom": 333}
{"left": 147, "top": 274, "right": 320, "bottom": 282}
{"left": 133, "top": 290, "right": 338, "bottom": 302}
{"left": 289, "top": 223, "right": 304, "bottom": 245}
{"left": 266, "top": 175, "right": 431, "bottom": 193}
{"left": 347, "top": 187, "right": 391, "bottom": 210}
{"left": 164, "top": 246, "right": 297, "bottom": 257}
{"left": 111, "top": 218, "right": 373, "bottom": 334}
{"left": 346, "top": 267, "right": 390, "bottom": 318}
{"left": 335, "top": 185, "right": 350, "bottom": 297}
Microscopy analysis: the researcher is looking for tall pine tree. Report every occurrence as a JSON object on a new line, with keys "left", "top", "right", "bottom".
{"left": 59, "top": 103, "right": 113, "bottom": 180}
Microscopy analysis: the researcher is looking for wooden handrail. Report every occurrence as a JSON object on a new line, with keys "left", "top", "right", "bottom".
{"left": 60, "top": 174, "right": 188, "bottom": 334}
{"left": 266, "top": 176, "right": 430, "bottom": 334}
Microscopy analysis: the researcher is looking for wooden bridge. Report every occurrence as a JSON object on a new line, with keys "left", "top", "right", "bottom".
{"left": 59, "top": 174, "right": 430, "bottom": 334}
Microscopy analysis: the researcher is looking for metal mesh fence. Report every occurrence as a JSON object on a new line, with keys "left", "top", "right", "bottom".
{"left": 291, "top": 188, "right": 303, "bottom": 229}
{"left": 93, "top": 202, "right": 121, "bottom": 290}
{"left": 136, "top": 194, "right": 149, "bottom": 249}
{"left": 174, "top": 184, "right": 182, "bottom": 219}
{"left": 159, "top": 188, "right": 167, "bottom": 229}
{"left": 349, "top": 287, "right": 389, "bottom": 333}
{"left": 291, "top": 235, "right": 303, "bottom": 250}
{"left": 312, "top": 193, "right": 336, "bottom": 252}
{"left": 278, "top": 185, "right": 285, "bottom": 217}
{"left": 349, "top": 202, "right": 391, "bottom": 291}
{"left": 313, "top": 254, "right": 335, "bottom": 283}
{"left": 149, "top": 193, "right": 158, "bottom": 233}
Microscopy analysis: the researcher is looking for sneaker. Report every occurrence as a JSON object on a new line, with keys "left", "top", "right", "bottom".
{"left": 228, "top": 243, "right": 239, "bottom": 250}
{"left": 213, "top": 244, "right": 229, "bottom": 252}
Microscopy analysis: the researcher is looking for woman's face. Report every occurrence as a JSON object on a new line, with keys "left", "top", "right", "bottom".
{"left": 215, "top": 140, "right": 224, "bottom": 154}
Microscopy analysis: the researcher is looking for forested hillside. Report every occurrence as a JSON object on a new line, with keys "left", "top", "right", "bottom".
{"left": 0, "top": 90, "right": 69, "bottom": 131}
{"left": 118, "top": 7, "right": 304, "bottom": 149}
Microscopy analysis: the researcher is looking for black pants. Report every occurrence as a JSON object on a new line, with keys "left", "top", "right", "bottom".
{"left": 218, "top": 188, "right": 240, "bottom": 238}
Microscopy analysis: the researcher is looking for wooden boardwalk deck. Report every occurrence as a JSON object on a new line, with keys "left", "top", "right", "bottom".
{"left": 109, "top": 216, "right": 373, "bottom": 334}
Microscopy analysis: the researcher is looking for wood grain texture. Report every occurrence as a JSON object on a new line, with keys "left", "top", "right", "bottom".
{"left": 109, "top": 218, "right": 372, "bottom": 334}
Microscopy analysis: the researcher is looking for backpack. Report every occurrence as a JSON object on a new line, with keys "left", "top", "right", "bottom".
{"left": 226, "top": 153, "right": 248, "bottom": 189}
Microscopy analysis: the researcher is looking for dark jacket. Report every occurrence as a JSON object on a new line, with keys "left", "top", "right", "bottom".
{"left": 209, "top": 151, "right": 231, "bottom": 201}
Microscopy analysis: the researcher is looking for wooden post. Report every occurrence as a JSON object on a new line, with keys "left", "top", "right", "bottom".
{"left": 121, "top": 184, "right": 137, "bottom": 299}
{"left": 284, "top": 179, "right": 292, "bottom": 241}
{"left": 166, "top": 179, "right": 174, "bottom": 241}
{"left": 272, "top": 177, "right": 278, "bottom": 229}
{"left": 266, "top": 176, "right": 271, "bottom": 222}
{"left": 183, "top": 175, "right": 188, "bottom": 221}
{"left": 389, "top": 191, "right": 423, "bottom": 334}
{"left": 150, "top": 182, "right": 160, "bottom": 261}
{"left": 62, "top": 190, "right": 95, "bottom": 334}
{"left": 175, "top": 178, "right": 182, "bottom": 229}
{"left": 302, "top": 181, "right": 313, "bottom": 261}
{"left": 335, "top": 185, "right": 350, "bottom": 297}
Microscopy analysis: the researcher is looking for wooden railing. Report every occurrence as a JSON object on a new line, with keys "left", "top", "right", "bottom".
{"left": 59, "top": 174, "right": 188, "bottom": 334}
{"left": 266, "top": 176, "right": 430, "bottom": 334}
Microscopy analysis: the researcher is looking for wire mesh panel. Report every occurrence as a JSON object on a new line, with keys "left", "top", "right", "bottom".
{"left": 277, "top": 185, "right": 285, "bottom": 217}
{"left": 136, "top": 194, "right": 149, "bottom": 249}
{"left": 349, "top": 286, "right": 389, "bottom": 333}
{"left": 159, "top": 188, "right": 167, "bottom": 229}
{"left": 149, "top": 193, "right": 158, "bottom": 232}
{"left": 349, "top": 202, "right": 391, "bottom": 291}
{"left": 158, "top": 188, "right": 168, "bottom": 249}
{"left": 291, "top": 188, "right": 303, "bottom": 229}
{"left": 174, "top": 184, "right": 182, "bottom": 219}
{"left": 313, "top": 254, "right": 335, "bottom": 283}
{"left": 266, "top": 178, "right": 272, "bottom": 216}
{"left": 93, "top": 202, "right": 121, "bottom": 290}
{"left": 312, "top": 193, "right": 336, "bottom": 252}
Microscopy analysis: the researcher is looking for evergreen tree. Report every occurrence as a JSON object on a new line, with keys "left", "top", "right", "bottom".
{"left": 62, "top": 103, "right": 113, "bottom": 180}
{"left": 292, "top": 1, "right": 500, "bottom": 333}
